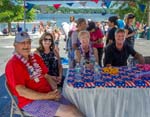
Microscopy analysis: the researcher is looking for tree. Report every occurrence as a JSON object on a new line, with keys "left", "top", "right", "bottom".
{"left": 111, "top": 0, "right": 147, "bottom": 24}
{"left": 0, "top": 0, "right": 35, "bottom": 35}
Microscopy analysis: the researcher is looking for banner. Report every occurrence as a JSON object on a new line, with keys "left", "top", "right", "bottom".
{"left": 66, "top": 3, "right": 74, "bottom": 7}
{"left": 138, "top": 4, "right": 146, "bottom": 13}
{"left": 91, "top": 0, "right": 99, "bottom": 4}
{"left": 53, "top": 4, "right": 61, "bottom": 9}
{"left": 26, "top": 3, "right": 34, "bottom": 12}
{"left": 104, "top": 0, "right": 111, "bottom": 8}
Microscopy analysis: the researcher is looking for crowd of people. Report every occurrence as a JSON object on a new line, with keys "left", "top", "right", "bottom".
{"left": 5, "top": 13, "right": 146, "bottom": 117}
{"left": 65, "top": 13, "right": 145, "bottom": 68}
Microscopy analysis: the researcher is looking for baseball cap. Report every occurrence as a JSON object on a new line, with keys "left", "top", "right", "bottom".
{"left": 14, "top": 32, "right": 31, "bottom": 43}
{"left": 127, "top": 13, "right": 135, "bottom": 19}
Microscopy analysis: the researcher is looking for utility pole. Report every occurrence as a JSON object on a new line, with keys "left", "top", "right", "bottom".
{"left": 24, "top": 0, "right": 26, "bottom": 31}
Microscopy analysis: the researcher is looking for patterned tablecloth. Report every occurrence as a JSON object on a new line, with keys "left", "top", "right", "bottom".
{"left": 67, "top": 65, "right": 150, "bottom": 88}
{"left": 63, "top": 64, "right": 150, "bottom": 117}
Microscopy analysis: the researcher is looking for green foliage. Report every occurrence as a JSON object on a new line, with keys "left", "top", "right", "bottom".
{"left": 26, "top": 9, "right": 36, "bottom": 21}
{"left": 0, "top": 0, "right": 35, "bottom": 34}
{"left": 0, "top": 0, "right": 35, "bottom": 23}
{"left": 111, "top": 1, "right": 147, "bottom": 23}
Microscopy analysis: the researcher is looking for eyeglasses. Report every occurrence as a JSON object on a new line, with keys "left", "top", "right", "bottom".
{"left": 43, "top": 38, "right": 52, "bottom": 42}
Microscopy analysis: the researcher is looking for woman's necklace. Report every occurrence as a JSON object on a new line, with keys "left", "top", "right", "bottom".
{"left": 15, "top": 53, "right": 42, "bottom": 83}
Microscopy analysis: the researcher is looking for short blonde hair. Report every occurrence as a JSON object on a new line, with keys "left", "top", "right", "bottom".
{"left": 78, "top": 30, "right": 90, "bottom": 40}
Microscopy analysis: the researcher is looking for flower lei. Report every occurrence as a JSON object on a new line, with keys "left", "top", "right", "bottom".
{"left": 80, "top": 45, "right": 93, "bottom": 60}
{"left": 15, "top": 53, "right": 42, "bottom": 83}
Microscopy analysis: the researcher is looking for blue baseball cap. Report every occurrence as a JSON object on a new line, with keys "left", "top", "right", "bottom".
{"left": 14, "top": 32, "right": 31, "bottom": 43}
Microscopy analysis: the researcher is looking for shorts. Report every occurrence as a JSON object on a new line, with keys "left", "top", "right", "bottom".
{"left": 22, "top": 96, "right": 70, "bottom": 117}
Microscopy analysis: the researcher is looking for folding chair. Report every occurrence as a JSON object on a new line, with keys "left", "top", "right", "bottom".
{"left": 5, "top": 80, "right": 32, "bottom": 117}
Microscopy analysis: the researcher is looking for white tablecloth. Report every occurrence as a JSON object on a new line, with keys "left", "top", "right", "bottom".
{"left": 63, "top": 81, "right": 150, "bottom": 117}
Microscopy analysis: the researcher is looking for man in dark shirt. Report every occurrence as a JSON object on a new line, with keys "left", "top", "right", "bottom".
{"left": 106, "top": 16, "right": 118, "bottom": 45}
{"left": 104, "top": 29, "right": 144, "bottom": 67}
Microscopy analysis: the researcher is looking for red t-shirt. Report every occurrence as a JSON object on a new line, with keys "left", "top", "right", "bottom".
{"left": 5, "top": 54, "right": 52, "bottom": 108}
{"left": 90, "top": 28, "right": 104, "bottom": 48}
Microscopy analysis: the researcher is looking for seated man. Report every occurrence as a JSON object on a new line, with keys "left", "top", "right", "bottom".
{"left": 104, "top": 29, "right": 144, "bottom": 67}
{"left": 5, "top": 32, "right": 83, "bottom": 117}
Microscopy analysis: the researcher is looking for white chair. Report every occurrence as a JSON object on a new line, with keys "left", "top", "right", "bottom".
{"left": 5, "top": 80, "right": 33, "bottom": 117}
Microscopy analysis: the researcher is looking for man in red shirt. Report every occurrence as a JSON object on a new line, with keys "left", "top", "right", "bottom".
{"left": 5, "top": 32, "right": 83, "bottom": 117}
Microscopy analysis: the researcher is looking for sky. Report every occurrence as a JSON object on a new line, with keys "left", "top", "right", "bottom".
{"left": 26, "top": 0, "right": 105, "bottom": 8}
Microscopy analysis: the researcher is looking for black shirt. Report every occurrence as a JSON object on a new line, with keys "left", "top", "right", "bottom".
{"left": 124, "top": 24, "right": 136, "bottom": 45}
{"left": 104, "top": 43, "right": 136, "bottom": 67}
{"left": 106, "top": 27, "right": 117, "bottom": 45}
{"left": 39, "top": 51, "right": 59, "bottom": 76}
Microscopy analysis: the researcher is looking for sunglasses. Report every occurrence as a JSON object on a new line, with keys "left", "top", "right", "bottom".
{"left": 43, "top": 38, "right": 52, "bottom": 42}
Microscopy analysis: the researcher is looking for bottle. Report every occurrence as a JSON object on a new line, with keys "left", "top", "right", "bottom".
{"left": 94, "top": 62, "right": 101, "bottom": 72}
{"left": 94, "top": 62, "right": 101, "bottom": 80}
{"left": 74, "top": 63, "right": 84, "bottom": 88}
{"left": 80, "top": 56, "right": 85, "bottom": 66}
{"left": 127, "top": 57, "right": 134, "bottom": 70}
{"left": 90, "top": 54, "right": 96, "bottom": 65}
{"left": 75, "top": 63, "right": 82, "bottom": 80}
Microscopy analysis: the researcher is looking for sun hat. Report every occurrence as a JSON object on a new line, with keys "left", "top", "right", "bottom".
{"left": 14, "top": 32, "right": 31, "bottom": 43}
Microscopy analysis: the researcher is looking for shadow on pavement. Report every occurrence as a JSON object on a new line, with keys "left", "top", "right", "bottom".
{"left": 0, "top": 74, "right": 11, "bottom": 117}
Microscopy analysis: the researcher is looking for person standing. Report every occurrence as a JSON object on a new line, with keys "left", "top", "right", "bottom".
{"left": 68, "top": 18, "right": 87, "bottom": 68}
{"left": 69, "top": 16, "right": 77, "bottom": 31}
{"left": 45, "top": 21, "right": 52, "bottom": 33}
{"left": 124, "top": 13, "right": 137, "bottom": 48}
{"left": 106, "top": 16, "right": 118, "bottom": 46}
{"left": 117, "top": 16, "right": 125, "bottom": 29}
{"left": 87, "top": 21, "right": 104, "bottom": 66}
{"left": 16, "top": 23, "right": 22, "bottom": 33}
{"left": 52, "top": 28, "right": 61, "bottom": 53}
{"left": 39, "top": 21, "right": 45, "bottom": 34}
